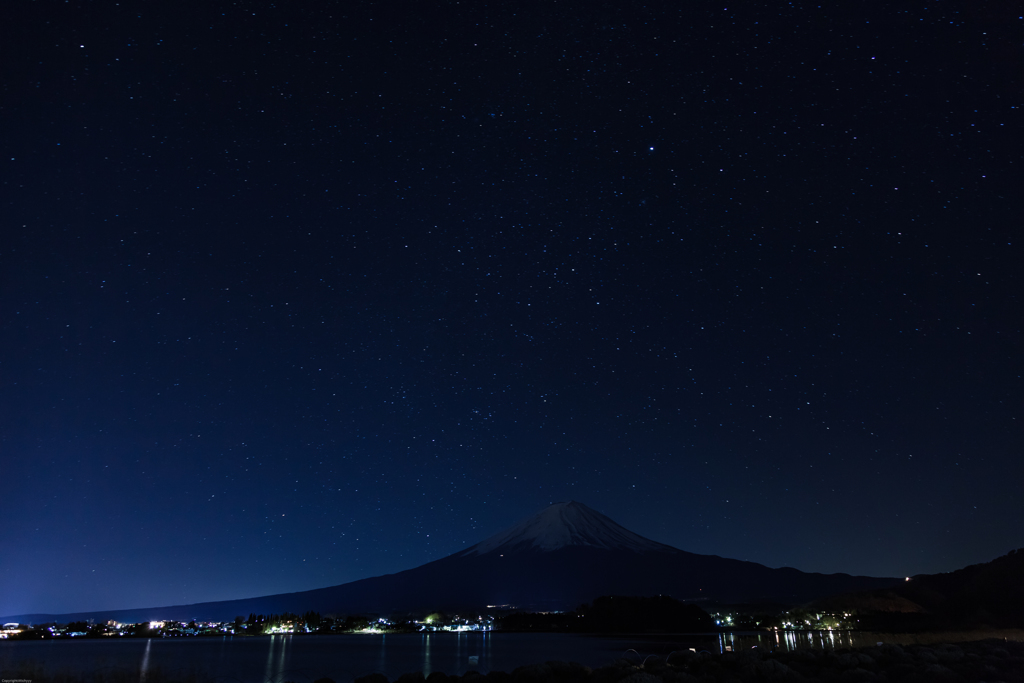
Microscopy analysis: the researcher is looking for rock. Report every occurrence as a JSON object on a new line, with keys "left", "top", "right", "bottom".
{"left": 547, "top": 661, "right": 593, "bottom": 683}
{"left": 920, "top": 662, "right": 957, "bottom": 680}
{"left": 791, "top": 649, "right": 820, "bottom": 662}
{"left": 512, "top": 663, "right": 554, "bottom": 683}
{"left": 836, "top": 653, "right": 861, "bottom": 668}
{"left": 742, "top": 658, "right": 796, "bottom": 681}
{"left": 590, "top": 663, "right": 641, "bottom": 683}
{"left": 839, "top": 668, "right": 881, "bottom": 682}
{"left": 933, "top": 644, "right": 964, "bottom": 662}
{"left": 618, "top": 672, "right": 662, "bottom": 683}
{"left": 665, "top": 651, "right": 697, "bottom": 666}
{"left": 660, "top": 671, "right": 700, "bottom": 683}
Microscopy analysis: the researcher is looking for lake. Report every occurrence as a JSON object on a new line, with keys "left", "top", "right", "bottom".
{"left": 0, "top": 630, "right": 895, "bottom": 683}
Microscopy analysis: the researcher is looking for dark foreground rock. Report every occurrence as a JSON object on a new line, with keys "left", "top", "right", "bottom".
{"left": 374, "top": 639, "right": 1024, "bottom": 683}
{"left": 4, "top": 638, "right": 1022, "bottom": 682}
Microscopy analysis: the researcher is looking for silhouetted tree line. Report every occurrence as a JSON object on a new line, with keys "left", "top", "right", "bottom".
{"left": 244, "top": 611, "right": 336, "bottom": 632}
{"left": 241, "top": 611, "right": 407, "bottom": 633}
{"left": 500, "top": 595, "right": 714, "bottom": 633}
{"left": 5, "top": 620, "right": 164, "bottom": 640}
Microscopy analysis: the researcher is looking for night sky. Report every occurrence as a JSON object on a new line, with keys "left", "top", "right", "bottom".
{"left": 2, "top": 0, "right": 1020, "bottom": 617}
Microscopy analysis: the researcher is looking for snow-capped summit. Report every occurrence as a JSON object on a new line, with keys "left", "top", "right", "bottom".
{"left": 462, "top": 501, "right": 672, "bottom": 555}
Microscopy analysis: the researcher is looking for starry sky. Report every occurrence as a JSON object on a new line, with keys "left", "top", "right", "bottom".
{"left": 1, "top": 0, "right": 1020, "bottom": 617}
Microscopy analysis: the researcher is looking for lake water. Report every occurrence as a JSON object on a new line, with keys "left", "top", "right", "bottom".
{"left": 0, "top": 631, "right": 894, "bottom": 683}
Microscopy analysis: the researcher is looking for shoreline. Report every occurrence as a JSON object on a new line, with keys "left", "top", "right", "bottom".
{"left": 3, "top": 637, "right": 1023, "bottom": 682}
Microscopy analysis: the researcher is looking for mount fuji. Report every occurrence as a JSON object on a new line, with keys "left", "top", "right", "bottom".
{"left": 2, "top": 502, "right": 900, "bottom": 623}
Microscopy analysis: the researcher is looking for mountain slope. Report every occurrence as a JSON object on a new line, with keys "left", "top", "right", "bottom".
{"left": 807, "top": 547, "right": 1024, "bottom": 629}
{"left": 2, "top": 501, "right": 901, "bottom": 623}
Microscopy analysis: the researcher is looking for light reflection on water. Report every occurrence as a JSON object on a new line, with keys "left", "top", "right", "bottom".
{"left": 716, "top": 629, "right": 875, "bottom": 654}
{"left": 0, "top": 631, "right": 904, "bottom": 683}
{"left": 262, "top": 634, "right": 293, "bottom": 683}
{"left": 139, "top": 638, "right": 151, "bottom": 682}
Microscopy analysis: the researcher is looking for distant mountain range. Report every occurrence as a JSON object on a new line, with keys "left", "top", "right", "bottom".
{"left": 3, "top": 501, "right": 901, "bottom": 623}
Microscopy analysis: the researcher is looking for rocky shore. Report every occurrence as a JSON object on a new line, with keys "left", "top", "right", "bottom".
{"left": 4, "top": 638, "right": 1022, "bottom": 682}
{"left": 360, "top": 639, "right": 1024, "bottom": 683}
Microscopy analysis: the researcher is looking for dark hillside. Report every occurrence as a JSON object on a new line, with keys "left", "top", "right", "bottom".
{"left": 806, "top": 548, "right": 1024, "bottom": 630}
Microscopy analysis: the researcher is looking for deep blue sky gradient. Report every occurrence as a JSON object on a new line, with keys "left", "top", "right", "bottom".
{"left": 1, "top": 0, "right": 1020, "bottom": 616}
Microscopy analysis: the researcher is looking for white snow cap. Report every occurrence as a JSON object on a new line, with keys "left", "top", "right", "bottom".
{"left": 463, "top": 501, "right": 672, "bottom": 555}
